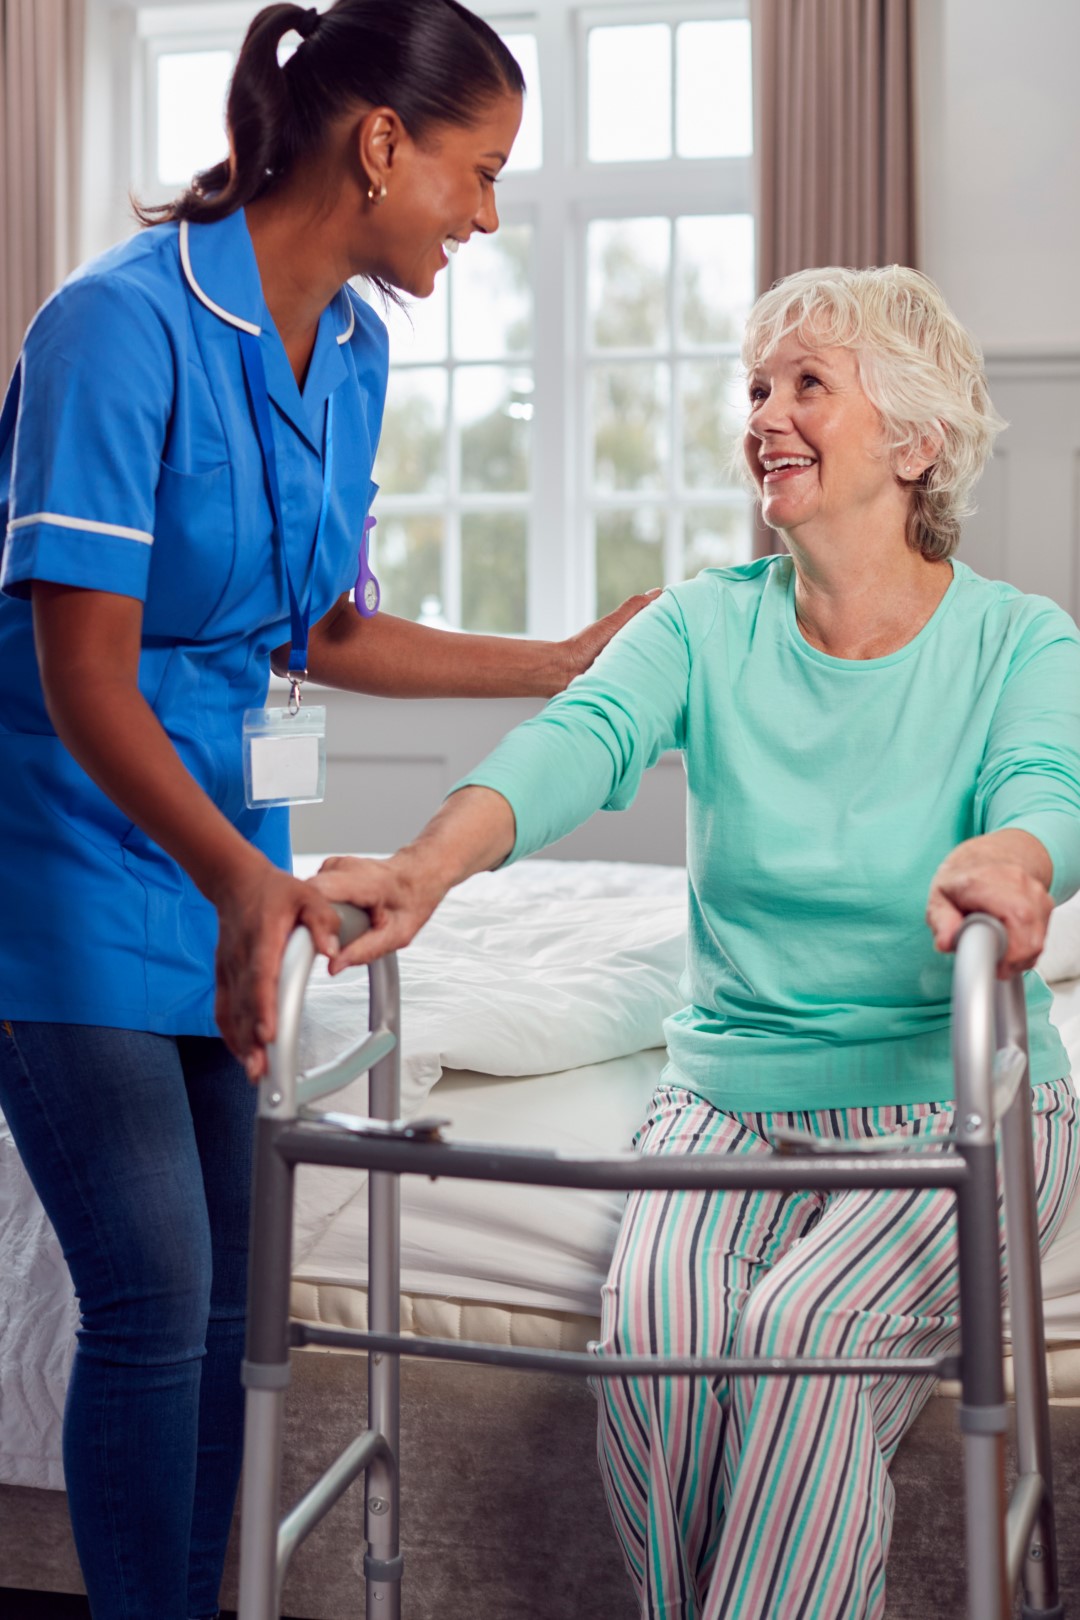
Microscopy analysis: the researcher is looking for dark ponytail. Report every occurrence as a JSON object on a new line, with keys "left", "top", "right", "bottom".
{"left": 134, "top": 0, "right": 525, "bottom": 227}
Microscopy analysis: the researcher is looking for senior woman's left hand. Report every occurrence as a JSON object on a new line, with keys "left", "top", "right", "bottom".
{"left": 926, "top": 829, "right": 1054, "bottom": 978}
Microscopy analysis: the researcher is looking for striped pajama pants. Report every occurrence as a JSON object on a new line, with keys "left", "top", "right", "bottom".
{"left": 593, "top": 1079, "right": 1080, "bottom": 1620}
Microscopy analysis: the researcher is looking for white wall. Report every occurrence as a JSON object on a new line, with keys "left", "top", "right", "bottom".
{"left": 915, "top": 0, "right": 1080, "bottom": 619}
{"left": 916, "top": 0, "right": 1080, "bottom": 354}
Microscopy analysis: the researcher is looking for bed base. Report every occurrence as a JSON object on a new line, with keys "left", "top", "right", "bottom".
{"left": 237, "top": 912, "right": 1064, "bottom": 1620}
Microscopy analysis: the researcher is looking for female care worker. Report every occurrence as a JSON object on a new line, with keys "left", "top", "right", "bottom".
{"left": 0, "top": 4, "right": 646, "bottom": 1616}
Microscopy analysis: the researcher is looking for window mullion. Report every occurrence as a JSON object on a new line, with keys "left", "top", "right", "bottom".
{"left": 520, "top": 0, "right": 575, "bottom": 640}
{"left": 666, "top": 218, "right": 682, "bottom": 585}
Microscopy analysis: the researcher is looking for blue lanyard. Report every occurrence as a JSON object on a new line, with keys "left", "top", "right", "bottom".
{"left": 238, "top": 329, "right": 334, "bottom": 681}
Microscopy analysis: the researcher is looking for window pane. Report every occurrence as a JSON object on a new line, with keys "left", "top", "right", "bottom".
{"left": 683, "top": 504, "right": 752, "bottom": 577}
{"left": 677, "top": 216, "right": 755, "bottom": 346}
{"left": 676, "top": 21, "right": 752, "bottom": 158}
{"left": 592, "top": 364, "right": 669, "bottom": 493}
{"left": 595, "top": 508, "right": 664, "bottom": 615}
{"left": 375, "top": 369, "right": 447, "bottom": 494}
{"left": 501, "top": 34, "right": 542, "bottom": 172}
{"left": 588, "top": 219, "right": 670, "bottom": 351}
{"left": 461, "top": 511, "right": 527, "bottom": 633}
{"left": 373, "top": 514, "right": 443, "bottom": 622}
{"left": 375, "top": 273, "right": 448, "bottom": 365}
{"left": 588, "top": 26, "right": 671, "bottom": 163}
{"left": 452, "top": 225, "right": 532, "bottom": 359}
{"left": 157, "top": 51, "right": 232, "bottom": 184}
{"left": 457, "top": 367, "right": 532, "bottom": 493}
{"left": 681, "top": 361, "right": 747, "bottom": 490}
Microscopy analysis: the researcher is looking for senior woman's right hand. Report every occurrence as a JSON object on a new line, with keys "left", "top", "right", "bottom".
{"left": 312, "top": 786, "right": 518, "bottom": 973}
{"left": 311, "top": 854, "right": 447, "bottom": 974}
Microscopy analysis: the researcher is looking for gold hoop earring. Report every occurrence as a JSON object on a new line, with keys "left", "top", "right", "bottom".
{"left": 367, "top": 181, "right": 387, "bottom": 204}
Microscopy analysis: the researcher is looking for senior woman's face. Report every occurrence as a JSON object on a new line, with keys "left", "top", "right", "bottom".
{"left": 744, "top": 331, "right": 897, "bottom": 539}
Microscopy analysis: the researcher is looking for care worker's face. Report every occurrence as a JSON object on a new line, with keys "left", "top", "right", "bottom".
{"left": 743, "top": 330, "right": 901, "bottom": 542}
{"left": 361, "top": 92, "right": 523, "bottom": 298}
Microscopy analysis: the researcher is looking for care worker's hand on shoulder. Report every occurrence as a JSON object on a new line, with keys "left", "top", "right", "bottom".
{"left": 554, "top": 588, "right": 662, "bottom": 693}
{"left": 211, "top": 853, "right": 343, "bottom": 1082}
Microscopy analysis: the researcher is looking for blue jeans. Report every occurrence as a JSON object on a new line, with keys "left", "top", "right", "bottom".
{"left": 0, "top": 1021, "right": 256, "bottom": 1620}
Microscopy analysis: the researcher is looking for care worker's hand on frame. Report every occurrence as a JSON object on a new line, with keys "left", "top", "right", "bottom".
{"left": 926, "top": 830, "right": 1054, "bottom": 979}
{"left": 214, "top": 859, "right": 343, "bottom": 1081}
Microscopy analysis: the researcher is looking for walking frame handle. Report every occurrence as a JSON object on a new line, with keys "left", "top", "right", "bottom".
{"left": 259, "top": 902, "right": 398, "bottom": 1121}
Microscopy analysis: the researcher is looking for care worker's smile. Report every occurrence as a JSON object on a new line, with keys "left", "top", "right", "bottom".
{"left": 356, "top": 90, "right": 522, "bottom": 299}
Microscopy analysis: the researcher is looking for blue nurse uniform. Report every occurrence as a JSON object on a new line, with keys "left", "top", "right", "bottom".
{"left": 0, "top": 208, "right": 389, "bottom": 1033}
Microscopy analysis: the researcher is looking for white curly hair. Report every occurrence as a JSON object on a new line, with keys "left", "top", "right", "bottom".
{"left": 742, "top": 265, "right": 1006, "bottom": 561}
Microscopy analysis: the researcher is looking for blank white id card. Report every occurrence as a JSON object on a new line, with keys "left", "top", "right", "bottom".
{"left": 242, "top": 706, "right": 327, "bottom": 808}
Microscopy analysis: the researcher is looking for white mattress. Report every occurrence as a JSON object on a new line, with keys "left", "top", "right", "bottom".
{"left": 293, "top": 1049, "right": 667, "bottom": 1318}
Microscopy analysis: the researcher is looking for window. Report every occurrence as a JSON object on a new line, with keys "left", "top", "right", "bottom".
{"left": 369, "top": 225, "right": 534, "bottom": 632}
{"left": 128, "top": 0, "right": 754, "bottom": 635}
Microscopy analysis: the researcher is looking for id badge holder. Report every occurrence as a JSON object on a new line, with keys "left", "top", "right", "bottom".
{"left": 243, "top": 685, "right": 327, "bottom": 809}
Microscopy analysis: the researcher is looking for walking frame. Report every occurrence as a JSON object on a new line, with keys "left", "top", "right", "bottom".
{"left": 237, "top": 910, "right": 1066, "bottom": 1620}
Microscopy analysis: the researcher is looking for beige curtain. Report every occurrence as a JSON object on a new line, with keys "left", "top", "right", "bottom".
{"left": 752, "top": 0, "right": 917, "bottom": 293}
{"left": 0, "top": 0, "right": 85, "bottom": 388}
{"left": 748, "top": 0, "right": 918, "bottom": 552}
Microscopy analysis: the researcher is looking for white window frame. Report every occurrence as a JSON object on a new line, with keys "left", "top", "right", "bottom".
{"left": 94, "top": 0, "right": 752, "bottom": 638}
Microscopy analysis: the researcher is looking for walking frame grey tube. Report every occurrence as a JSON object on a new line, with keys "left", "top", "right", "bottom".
{"left": 274, "top": 1130, "right": 970, "bottom": 1192}
{"left": 953, "top": 916, "right": 1010, "bottom": 1620}
{"left": 293, "top": 1323, "right": 958, "bottom": 1382}
{"left": 238, "top": 903, "right": 393, "bottom": 1620}
{"left": 364, "top": 950, "right": 403, "bottom": 1620}
{"left": 238, "top": 909, "right": 1057, "bottom": 1620}
{"left": 277, "top": 1428, "right": 390, "bottom": 1586}
{"left": 997, "top": 972, "right": 1060, "bottom": 1613}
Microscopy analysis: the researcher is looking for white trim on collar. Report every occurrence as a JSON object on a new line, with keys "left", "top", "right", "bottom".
{"left": 178, "top": 218, "right": 262, "bottom": 337}
{"left": 180, "top": 218, "right": 357, "bottom": 346}
{"left": 336, "top": 291, "right": 355, "bottom": 345}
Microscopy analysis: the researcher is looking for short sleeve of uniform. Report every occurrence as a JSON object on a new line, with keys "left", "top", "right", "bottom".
{"left": 2, "top": 275, "right": 174, "bottom": 602}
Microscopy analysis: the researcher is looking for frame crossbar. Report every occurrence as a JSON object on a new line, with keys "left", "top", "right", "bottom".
{"left": 291, "top": 1322, "right": 959, "bottom": 1383}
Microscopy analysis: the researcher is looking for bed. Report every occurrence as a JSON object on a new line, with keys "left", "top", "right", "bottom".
{"left": 4, "top": 858, "right": 1080, "bottom": 1618}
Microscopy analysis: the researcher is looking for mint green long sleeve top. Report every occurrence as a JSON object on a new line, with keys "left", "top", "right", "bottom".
{"left": 457, "top": 557, "right": 1080, "bottom": 1111}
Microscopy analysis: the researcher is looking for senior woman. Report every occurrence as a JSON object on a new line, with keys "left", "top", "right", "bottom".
{"left": 315, "top": 265, "right": 1080, "bottom": 1620}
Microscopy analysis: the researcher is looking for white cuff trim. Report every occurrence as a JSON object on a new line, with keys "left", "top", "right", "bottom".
{"left": 8, "top": 512, "right": 154, "bottom": 546}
